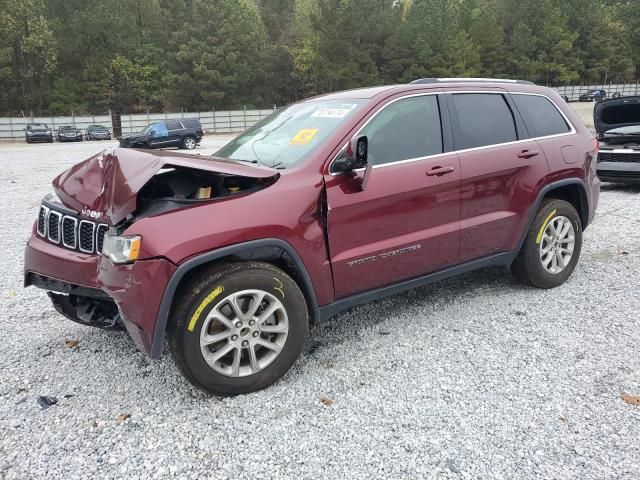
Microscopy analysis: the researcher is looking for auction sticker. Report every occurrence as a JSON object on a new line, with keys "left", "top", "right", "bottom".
{"left": 311, "top": 108, "right": 352, "bottom": 118}
{"left": 290, "top": 128, "right": 319, "bottom": 144}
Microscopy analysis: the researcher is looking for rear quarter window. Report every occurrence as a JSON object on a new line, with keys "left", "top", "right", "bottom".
{"left": 512, "top": 94, "right": 570, "bottom": 138}
{"left": 452, "top": 93, "right": 517, "bottom": 150}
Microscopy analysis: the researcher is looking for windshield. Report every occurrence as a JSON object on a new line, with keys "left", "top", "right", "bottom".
{"left": 215, "top": 99, "right": 365, "bottom": 168}
{"left": 28, "top": 124, "right": 47, "bottom": 130}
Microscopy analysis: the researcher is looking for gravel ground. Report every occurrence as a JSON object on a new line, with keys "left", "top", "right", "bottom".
{"left": 1, "top": 132, "right": 639, "bottom": 479}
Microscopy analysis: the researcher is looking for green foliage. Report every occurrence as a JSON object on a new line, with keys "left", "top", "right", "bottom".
{"left": 0, "top": 0, "right": 638, "bottom": 114}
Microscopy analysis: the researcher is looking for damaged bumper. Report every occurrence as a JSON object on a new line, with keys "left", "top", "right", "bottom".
{"left": 25, "top": 230, "right": 177, "bottom": 356}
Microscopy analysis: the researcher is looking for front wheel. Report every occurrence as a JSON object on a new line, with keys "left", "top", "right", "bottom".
{"left": 168, "top": 262, "right": 308, "bottom": 396}
{"left": 511, "top": 199, "right": 583, "bottom": 288}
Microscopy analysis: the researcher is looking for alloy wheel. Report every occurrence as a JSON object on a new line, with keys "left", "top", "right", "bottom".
{"left": 199, "top": 289, "right": 289, "bottom": 377}
{"left": 539, "top": 215, "right": 575, "bottom": 274}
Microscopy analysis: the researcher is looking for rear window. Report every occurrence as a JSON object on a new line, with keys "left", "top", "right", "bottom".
{"left": 452, "top": 94, "right": 517, "bottom": 149}
{"left": 513, "top": 94, "right": 570, "bottom": 137}
{"left": 166, "top": 121, "right": 183, "bottom": 130}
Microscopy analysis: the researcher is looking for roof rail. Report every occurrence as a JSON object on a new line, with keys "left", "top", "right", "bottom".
{"left": 410, "top": 78, "right": 535, "bottom": 85}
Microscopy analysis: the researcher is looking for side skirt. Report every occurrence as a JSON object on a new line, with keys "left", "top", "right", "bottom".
{"left": 317, "top": 251, "right": 516, "bottom": 321}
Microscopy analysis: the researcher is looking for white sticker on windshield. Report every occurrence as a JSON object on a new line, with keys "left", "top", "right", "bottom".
{"left": 311, "top": 108, "right": 352, "bottom": 118}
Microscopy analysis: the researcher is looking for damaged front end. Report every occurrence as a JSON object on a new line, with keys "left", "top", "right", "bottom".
{"left": 25, "top": 147, "right": 280, "bottom": 347}
{"left": 28, "top": 273, "right": 124, "bottom": 330}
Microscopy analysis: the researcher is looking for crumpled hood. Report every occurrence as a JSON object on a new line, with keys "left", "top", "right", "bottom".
{"left": 594, "top": 96, "right": 640, "bottom": 134}
{"left": 53, "top": 148, "right": 278, "bottom": 225}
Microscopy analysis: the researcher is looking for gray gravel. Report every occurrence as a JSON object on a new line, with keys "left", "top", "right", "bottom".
{"left": 1, "top": 138, "right": 639, "bottom": 479}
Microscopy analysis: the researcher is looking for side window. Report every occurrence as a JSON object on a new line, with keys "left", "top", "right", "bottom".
{"left": 452, "top": 94, "right": 517, "bottom": 150}
{"left": 360, "top": 95, "right": 443, "bottom": 166}
{"left": 166, "top": 120, "right": 182, "bottom": 130}
{"left": 512, "top": 94, "right": 570, "bottom": 138}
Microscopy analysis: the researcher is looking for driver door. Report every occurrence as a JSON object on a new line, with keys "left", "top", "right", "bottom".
{"left": 324, "top": 93, "right": 461, "bottom": 299}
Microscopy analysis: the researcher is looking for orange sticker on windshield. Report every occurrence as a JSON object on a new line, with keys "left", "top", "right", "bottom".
{"left": 290, "top": 128, "right": 319, "bottom": 145}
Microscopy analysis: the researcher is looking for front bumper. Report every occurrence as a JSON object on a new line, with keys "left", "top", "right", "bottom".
{"left": 25, "top": 231, "right": 177, "bottom": 355}
{"left": 27, "top": 134, "right": 52, "bottom": 142}
{"left": 597, "top": 161, "right": 640, "bottom": 184}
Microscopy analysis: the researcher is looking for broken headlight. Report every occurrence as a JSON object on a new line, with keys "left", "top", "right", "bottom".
{"left": 102, "top": 234, "right": 141, "bottom": 263}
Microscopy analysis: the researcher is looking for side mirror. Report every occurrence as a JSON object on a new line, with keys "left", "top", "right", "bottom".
{"left": 332, "top": 135, "right": 371, "bottom": 190}
{"left": 333, "top": 135, "right": 368, "bottom": 172}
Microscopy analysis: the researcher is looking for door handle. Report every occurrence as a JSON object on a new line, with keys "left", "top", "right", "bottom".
{"left": 426, "top": 165, "right": 455, "bottom": 176}
{"left": 517, "top": 149, "right": 540, "bottom": 159}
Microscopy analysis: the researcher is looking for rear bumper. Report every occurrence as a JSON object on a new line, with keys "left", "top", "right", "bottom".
{"left": 24, "top": 231, "right": 177, "bottom": 355}
{"left": 597, "top": 161, "right": 640, "bottom": 184}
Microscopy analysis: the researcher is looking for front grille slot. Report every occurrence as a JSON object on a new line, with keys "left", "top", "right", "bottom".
{"left": 36, "top": 203, "right": 107, "bottom": 255}
{"left": 47, "top": 211, "right": 61, "bottom": 244}
{"left": 37, "top": 206, "right": 49, "bottom": 236}
{"left": 598, "top": 151, "right": 640, "bottom": 163}
{"left": 79, "top": 221, "right": 96, "bottom": 253}
{"left": 62, "top": 216, "right": 77, "bottom": 248}
{"left": 96, "top": 224, "right": 109, "bottom": 253}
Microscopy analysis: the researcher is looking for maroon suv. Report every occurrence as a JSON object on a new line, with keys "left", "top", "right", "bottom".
{"left": 24, "top": 79, "right": 600, "bottom": 395}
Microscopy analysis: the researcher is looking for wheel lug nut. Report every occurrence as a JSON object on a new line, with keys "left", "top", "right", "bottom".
{"left": 231, "top": 335, "right": 238, "bottom": 341}
{"left": 242, "top": 340, "right": 249, "bottom": 346}
{"left": 249, "top": 320, "right": 255, "bottom": 326}
{"left": 235, "top": 322, "right": 242, "bottom": 328}
{"left": 253, "top": 331, "right": 259, "bottom": 337}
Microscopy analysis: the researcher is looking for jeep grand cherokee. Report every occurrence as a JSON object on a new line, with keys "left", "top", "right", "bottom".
{"left": 24, "top": 79, "right": 600, "bottom": 395}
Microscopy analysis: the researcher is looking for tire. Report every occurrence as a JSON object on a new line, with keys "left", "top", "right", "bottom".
{"left": 168, "top": 262, "right": 308, "bottom": 396}
{"left": 512, "top": 199, "right": 583, "bottom": 289}
{"left": 182, "top": 136, "right": 197, "bottom": 150}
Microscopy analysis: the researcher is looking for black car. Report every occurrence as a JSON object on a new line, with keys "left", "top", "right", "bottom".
{"left": 57, "top": 125, "right": 83, "bottom": 142}
{"left": 579, "top": 89, "right": 606, "bottom": 102}
{"left": 85, "top": 124, "right": 112, "bottom": 140}
{"left": 595, "top": 96, "right": 640, "bottom": 184}
{"left": 25, "top": 123, "right": 53, "bottom": 143}
{"left": 118, "top": 119, "right": 203, "bottom": 150}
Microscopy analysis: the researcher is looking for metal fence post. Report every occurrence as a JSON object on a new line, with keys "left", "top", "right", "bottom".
{"left": 212, "top": 107, "right": 216, "bottom": 133}
{"left": 243, "top": 105, "right": 247, "bottom": 131}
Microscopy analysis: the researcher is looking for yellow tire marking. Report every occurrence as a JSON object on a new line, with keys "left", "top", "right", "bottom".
{"left": 536, "top": 209, "right": 557, "bottom": 245}
{"left": 187, "top": 285, "right": 224, "bottom": 332}
{"left": 273, "top": 277, "right": 285, "bottom": 299}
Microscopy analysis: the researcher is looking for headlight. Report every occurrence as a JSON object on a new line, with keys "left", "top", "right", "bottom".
{"left": 102, "top": 234, "right": 141, "bottom": 263}
{"left": 46, "top": 130, "right": 51, "bottom": 134}
{"left": 27, "top": 131, "right": 33, "bottom": 135}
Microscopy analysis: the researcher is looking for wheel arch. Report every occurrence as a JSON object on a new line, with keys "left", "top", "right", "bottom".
{"left": 513, "top": 178, "right": 590, "bottom": 262}
{"left": 150, "top": 238, "right": 319, "bottom": 358}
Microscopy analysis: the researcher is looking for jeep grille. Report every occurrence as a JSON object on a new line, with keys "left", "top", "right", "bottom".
{"left": 37, "top": 205, "right": 108, "bottom": 255}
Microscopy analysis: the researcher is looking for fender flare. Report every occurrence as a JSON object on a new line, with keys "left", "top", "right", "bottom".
{"left": 150, "top": 238, "right": 319, "bottom": 358}
{"left": 514, "top": 178, "right": 590, "bottom": 257}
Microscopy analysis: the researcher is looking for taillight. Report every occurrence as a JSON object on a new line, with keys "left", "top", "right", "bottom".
{"left": 592, "top": 138, "right": 599, "bottom": 153}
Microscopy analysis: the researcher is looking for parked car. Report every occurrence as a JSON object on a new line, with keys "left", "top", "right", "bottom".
{"left": 57, "top": 125, "right": 83, "bottom": 142}
{"left": 25, "top": 123, "right": 53, "bottom": 143}
{"left": 594, "top": 96, "right": 640, "bottom": 183}
{"left": 118, "top": 119, "right": 203, "bottom": 150}
{"left": 25, "top": 79, "right": 600, "bottom": 395}
{"left": 85, "top": 124, "right": 112, "bottom": 140}
{"left": 579, "top": 89, "right": 607, "bottom": 102}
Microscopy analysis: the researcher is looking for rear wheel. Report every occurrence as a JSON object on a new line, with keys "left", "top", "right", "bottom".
{"left": 168, "top": 262, "right": 308, "bottom": 396}
{"left": 512, "top": 199, "right": 583, "bottom": 288}
{"left": 182, "top": 136, "right": 197, "bottom": 150}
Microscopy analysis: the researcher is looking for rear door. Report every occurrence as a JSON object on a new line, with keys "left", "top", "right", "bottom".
{"left": 324, "top": 93, "right": 461, "bottom": 299}
{"left": 446, "top": 91, "right": 550, "bottom": 262}
{"left": 165, "top": 120, "right": 184, "bottom": 147}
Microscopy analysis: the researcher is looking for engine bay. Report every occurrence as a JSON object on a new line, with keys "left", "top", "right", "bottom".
{"left": 136, "top": 165, "right": 274, "bottom": 218}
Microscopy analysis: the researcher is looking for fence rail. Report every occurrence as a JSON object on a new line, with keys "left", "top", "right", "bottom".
{"left": 0, "top": 107, "right": 276, "bottom": 140}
